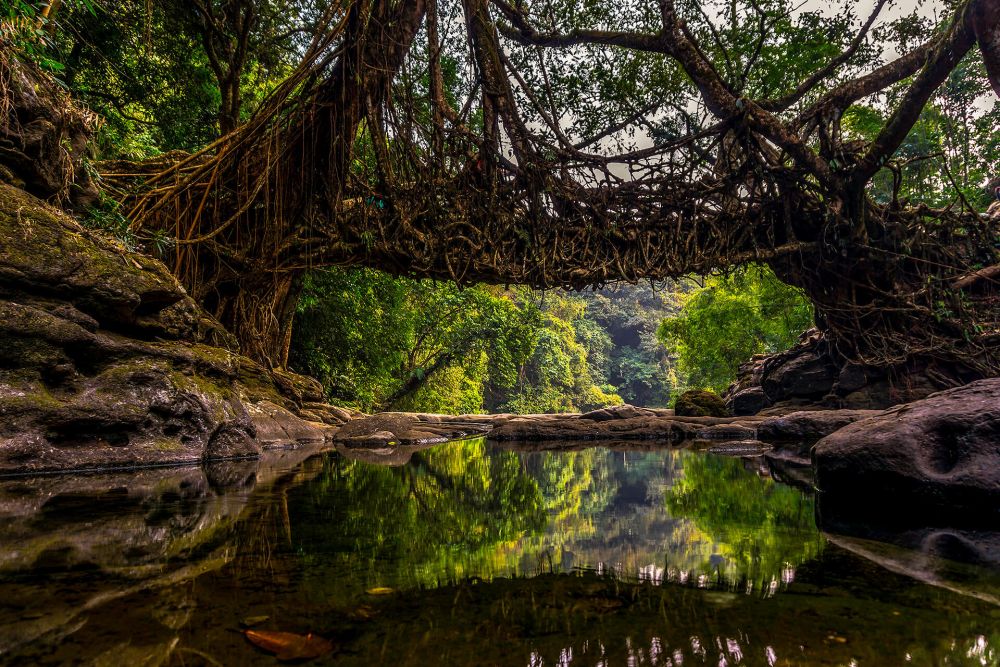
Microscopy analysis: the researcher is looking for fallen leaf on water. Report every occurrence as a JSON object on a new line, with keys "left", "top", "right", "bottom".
{"left": 365, "top": 586, "right": 394, "bottom": 596}
{"left": 240, "top": 615, "right": 270, "bottom": 628}
{"left": 244, "top": 629, "right": 335, "bottom": 661}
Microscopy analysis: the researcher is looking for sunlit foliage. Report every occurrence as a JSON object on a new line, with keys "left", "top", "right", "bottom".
{"left": 657, "top": 265, "right": 813, "bottom": 394}
{"left": 665, "top": 454, "right": 825, "bottom": 587}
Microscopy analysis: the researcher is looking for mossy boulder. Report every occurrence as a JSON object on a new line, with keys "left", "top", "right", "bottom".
{"left": 0, "top": 186, "right": 278, "bottom": 472}
{"left": 0, "top": 184, "right": 346, "bottom": 473}
{"left": 674, "top": 390, "right": 730, "bottom": 417}
{"left": 0, "top": 184, "right": 198, "bottom": 337}
{"left": 0, "top": 300, "right": 260, "bottom": 473}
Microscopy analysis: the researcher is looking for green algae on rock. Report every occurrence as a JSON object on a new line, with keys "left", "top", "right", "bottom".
{"left": 0, "top": 184, "right": 340, "bottom": 473}
{"left": 674, "top": 390, "right": 730, "bottom": 418}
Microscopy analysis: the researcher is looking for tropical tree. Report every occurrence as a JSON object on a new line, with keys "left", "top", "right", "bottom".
{"left": 291, "top": 268, "right": 539, "bottom": 412}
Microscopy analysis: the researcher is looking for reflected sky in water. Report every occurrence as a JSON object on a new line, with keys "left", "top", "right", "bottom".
{"left": 0, "top": 440, "right": 998, "bottom": 666}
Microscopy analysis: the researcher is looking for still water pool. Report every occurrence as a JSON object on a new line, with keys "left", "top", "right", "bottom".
{"left": 0, "top": 439, "right": 997, "bottom": 665}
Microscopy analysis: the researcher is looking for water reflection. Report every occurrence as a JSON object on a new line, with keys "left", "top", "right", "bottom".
{"left": 298, "top": 440, "right": 824, "bottom": 594}
{"left": 0, "top": 439, "right": 997, "bottom": 665}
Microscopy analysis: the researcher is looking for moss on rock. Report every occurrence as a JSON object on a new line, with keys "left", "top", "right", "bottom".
{"left": 674, "top": 389, "right": 731, "bottom": 417}
{"left": 0, "top": 184, "right": 339, "bottom": 473}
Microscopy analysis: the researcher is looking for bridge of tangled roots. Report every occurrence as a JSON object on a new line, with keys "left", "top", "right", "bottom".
{"left": 93, "top": 0, "right": 1000, "bottom": 366}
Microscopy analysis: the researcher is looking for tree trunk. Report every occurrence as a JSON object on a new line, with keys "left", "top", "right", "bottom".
{"left": 214, "top": 269, "right": 304, "bottom": 368}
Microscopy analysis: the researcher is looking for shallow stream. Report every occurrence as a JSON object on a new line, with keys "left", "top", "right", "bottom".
{"left": 0, "top": 439, "right": 997, "bottom": 665}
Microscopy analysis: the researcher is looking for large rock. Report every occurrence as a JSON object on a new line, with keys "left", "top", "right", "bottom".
{"left": 674, "top": 390, "right": 729, "bottom": 417}
{"left": 814, "top": 379, "right": 1000, "bottom": 524}
{"left": 757, "top": 409, "right": 879, "bottom": 443}
{"left": 724, "top": 328, "right": 959, "bottom": 415}
{"left": 246, "top": 401, "right": 331, "bottom": 444}
{"left": 727, "top": 387, "right": 770, "bottom": 416}
{"left": 0, "top": 299, "right": 260, "bottom": 472}
{"left": 762, "top": 353, "right": 835, "bottom": 400}
{"left": 0, "top": 184, "right": 339, "bottom": 473}
{"left": 0, "top": 185, "right": 188, "bottom": 335}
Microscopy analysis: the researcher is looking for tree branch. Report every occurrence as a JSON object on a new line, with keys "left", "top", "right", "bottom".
{"left": 850, "top": 2, "right": 978, "bottom": 189}
{"left": 490, "top": 0, "right": 664, "bottom": 53}
{"left": 761, "top": 0, "right": 890, "bottom": 112}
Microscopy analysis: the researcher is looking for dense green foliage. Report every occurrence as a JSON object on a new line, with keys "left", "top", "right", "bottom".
{"left": 291, "top": 265, "right": 817, "bottom": 413}
{"left": 657, "top": 266, "right": 814, "bottom": 395}
{"left": 290, "top": 269, "right": 537, "bottom": 413}
{"left": 6, "top": 0, "right": 316, "bottom": 156}
{"left": 575, "top": 285, "right": 679, "bottom": 406}
{"left": 291, "top": 269, "right": 631, "bottom": 414}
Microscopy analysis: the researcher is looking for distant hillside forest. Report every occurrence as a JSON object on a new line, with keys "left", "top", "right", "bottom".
{"left": 290, "top": 266, "right": 813, "bottom": 414}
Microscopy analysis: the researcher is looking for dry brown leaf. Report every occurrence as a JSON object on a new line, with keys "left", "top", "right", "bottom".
{"left": 244, "top": 629, "right": 335, "bottom": 662}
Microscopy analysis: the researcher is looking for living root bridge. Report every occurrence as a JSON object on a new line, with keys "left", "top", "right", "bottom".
{"left": 310, "top": 184, "right": 818, "bottom": 287}
{"left": 101, "top": 0, "right": 1000, "bottom": 377}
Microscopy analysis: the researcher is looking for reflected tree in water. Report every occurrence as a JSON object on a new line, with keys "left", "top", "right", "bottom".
{"left": 665, "top": 454, "right": 825, "bottom": 590}
{"left": 288, "top": 439, "right": 546, "bottom": 590}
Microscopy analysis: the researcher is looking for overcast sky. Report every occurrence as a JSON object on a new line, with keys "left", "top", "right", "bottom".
{"left": 795, "top": 0, "right": 941, "bottom": 21}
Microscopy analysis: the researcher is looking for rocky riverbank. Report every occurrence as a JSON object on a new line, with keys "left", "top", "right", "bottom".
{"left": 329, "top": 403, "right": 873, "bottom": 451}
{"left": 0, "top": 183, "right": 357, "bottom": 474}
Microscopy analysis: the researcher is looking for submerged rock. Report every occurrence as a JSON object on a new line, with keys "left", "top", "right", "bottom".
{"left": 814, "top": 379, "right": 1000, "bottom": 524}
{"left": 0, "top": 445, "right": 326, "bottom": 654}
{"left": 703, "top": 440, "right": 772, "bottom": 456}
